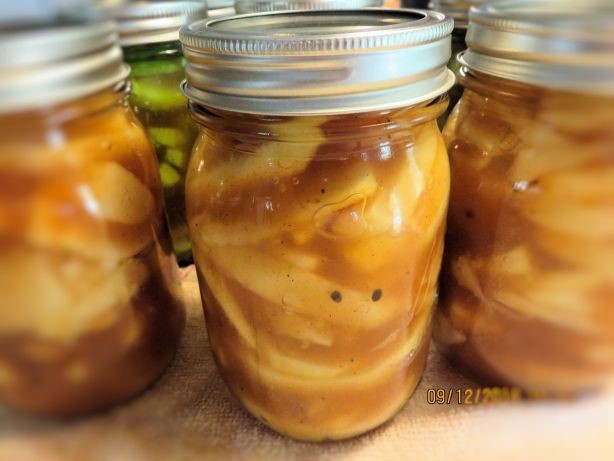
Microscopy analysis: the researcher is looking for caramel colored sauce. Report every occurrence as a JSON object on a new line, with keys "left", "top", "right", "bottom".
{"left": 187, "top": 101, "right": 449, "bottom": 440}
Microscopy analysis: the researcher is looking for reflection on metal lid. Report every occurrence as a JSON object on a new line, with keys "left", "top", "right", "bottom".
{"left": 429, "top": 0, "right": 484, "bottom": 29}
{"left": 235, "top": 0, "right": 383, "bottom": 14}
{"left": 0, "top": 20, "right": 129, "bottom": 114}
{"left": 462, "top": 0, "right": 614, "bottom": 95}
{"left": 180, "top": 8, "right": 454, "bottom": 115}
{"left": 107, "top": 1, "right": 208, "bottom": 47}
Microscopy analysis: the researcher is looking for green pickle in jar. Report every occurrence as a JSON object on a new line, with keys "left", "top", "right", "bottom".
{"left": 435, "top": 0, "right": 614, "bottom": 396}
{"left": 0, "top": 20, "right": 185, "bottom": 416}
{"left": 110, "top": 2, "right": 207, "bottom": 263}
{"left": 181, "top": 9, "right": 454, "bottom": 441}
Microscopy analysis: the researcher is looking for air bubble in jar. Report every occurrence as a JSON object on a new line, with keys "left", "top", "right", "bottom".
{"left": 277, "top": 158, "right": 295, "bottom": 170}
{"left": 513, "top": 180, "right": 529, "bottom": 192}
{"left": 312, "top": 194, "right": 368, "bottom": 239}
{"left": 282, "top": 293, "right": 301, "bottom": 309}
{"left": 405, "top": 349, "right": 416, "bottom": 362}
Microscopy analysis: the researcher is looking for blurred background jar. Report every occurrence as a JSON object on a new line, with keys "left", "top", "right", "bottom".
{"left": 435, "top": 0, "right": 614, "bottom": 396}
{"left": 234, "top": 0, "right": 383, "bottom": 14}
{"left": 0, "top": 19, "right": 185, "bottom": 416}
{"left": 429, "top": 0, "right": 482, "bottom": 125}
{"left": 108, "top": 1, "right": 207, "bottom": 264}
{"left": 181, "top": 9, "right": 453, "bottom": 440}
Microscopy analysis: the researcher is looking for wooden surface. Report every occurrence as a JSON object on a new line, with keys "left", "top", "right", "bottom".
{"left": 1, "top": 268, "right": 613, "bottom": 461}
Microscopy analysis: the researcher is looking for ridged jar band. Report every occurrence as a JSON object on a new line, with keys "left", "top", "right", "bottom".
{"left": 459, "top": 51, "right": 614, "bottom": 97}
{"left": 462, "top": 0, "right": 614, "bottom": 95}
{"left": 0, "top": 21, "right": 129, "bottom": 114}
{"left": 106, "top": 1, "right": 208, "bottom": 47}
{"left": 429, "top": 0, "right": 484, "bottom": 29}
{"left": 235, "top": 0, "right": 383, "bottom": 14}
{"left": 180, "top": 9, "right": 455, "bottom": 115}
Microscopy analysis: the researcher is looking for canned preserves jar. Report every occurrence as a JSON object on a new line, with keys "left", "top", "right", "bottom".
{"left": 109, "top": 1, "right": 207, "bottom": 263}
{"left": 0, "top": 20, "right": 185, "bottom": 416}
{"left": 181, "top": 9, "right": 454, "bottom": 440}
{"left": 435, "top": 0, "right": 614, "bottom": 395}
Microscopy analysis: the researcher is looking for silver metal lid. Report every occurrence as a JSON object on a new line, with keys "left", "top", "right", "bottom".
{"left": 0, "top": 20, "right": 129, "bottom": 115}
{"left": 462, "top": 0, "right": 614, "bottom": 95}
{"left": 429, "top": 0, "right": 483, "bottom": 29}
{"left": 235, "top": 0, "right": 383, "bottom": 14}
{"left": 180, "top": 9, "right": 454, "bottom": 115}
{"left": 108, "top": 1, "right": 208, "bottom": 47}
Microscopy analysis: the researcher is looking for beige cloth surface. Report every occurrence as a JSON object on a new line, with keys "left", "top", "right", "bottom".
{"left": 1, "top": 268, "right": 613, "bottom": 461}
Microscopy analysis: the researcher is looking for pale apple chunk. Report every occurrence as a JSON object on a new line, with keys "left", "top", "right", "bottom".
{"left": 491, "top": 271, "right": 601, "bottom": 333}
{"left": 0, "top": 250, "right": 148, "bottom": 341}
{"left": 200, "top": 263, "right": 257, "bottom": 348}
{"left": 190, "top": 117, "right": 325, "bottom": 195}
{"left": 457, "top": 105, "right": 522, "bottom": 157}
{"left": 522, "top": 199, "right": 614, "bottom": 240}
{"left": 192, "top": 164, "right": 378, "bottom": 246}
{"left": 531, "top": 228, "right": 614, "bottom": 276}
{"left": 350, "top": 129, "right": 447, "bottom": 273}
{"left": 238, "top": 299, "right": 431, "bottom": 388}
{"left": 538, "top": 96, "right": 612, "bottom": 134}
{"left": 361, "top": 124, "right": 439, "bottom": 237}
{"left": 509, "top": 130, "right": 604, "bottom": 183}
{"left": 85, "top": 162, "right": 155, "bottom": 225}
{"left": 206, "top": 245, "right": 400, "bottom": 329}
{"left": 27, "top": 162, "right": 156, "bottom": 260}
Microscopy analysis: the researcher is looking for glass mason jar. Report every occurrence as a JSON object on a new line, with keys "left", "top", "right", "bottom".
{"left": 0, "top": 21, "right": 185, "bottom": 416}
{"left": 181, "top": 9, "right": 454, "bottom": 440}
{"left": 110, "top": 1, "right": 207, "bottom": 263}
{"left": 435, "top": 0, "right": 614, "bottom": 396}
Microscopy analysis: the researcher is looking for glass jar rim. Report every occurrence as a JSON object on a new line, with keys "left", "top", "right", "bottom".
{"left": 188, "top": 94, "right": 448, "bottom": 144}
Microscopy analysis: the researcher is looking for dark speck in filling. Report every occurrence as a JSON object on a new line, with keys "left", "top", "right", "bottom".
{"left": 330, "top": 291, "right": 342, "bottom": 303}
{"left": 371, "top": 289, "right": 382, "bottom": 302}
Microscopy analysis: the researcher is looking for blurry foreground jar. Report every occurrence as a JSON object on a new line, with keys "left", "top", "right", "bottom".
{"left": 0, "top": 20, "right": 185, "bottom": 416}
{"left": 181, "top": 9, "right": 454, "bottom": 440}
{"left": 110, "top": 1, "right": 207, "bottom": 263}
{"left": 435, "top": 0, "right": 614, "bottom": 396}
